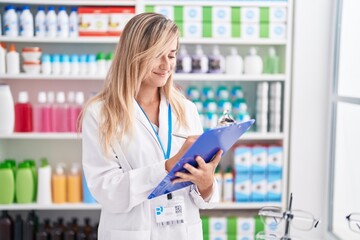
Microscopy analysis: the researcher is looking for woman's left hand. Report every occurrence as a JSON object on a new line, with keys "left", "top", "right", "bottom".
{"left": 172, "top": 149, "right": 223, "bottom": 199}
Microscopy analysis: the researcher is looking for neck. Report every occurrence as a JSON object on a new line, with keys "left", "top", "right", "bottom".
{"left": 136, "top": 87, "right": 160, "bottom": 106}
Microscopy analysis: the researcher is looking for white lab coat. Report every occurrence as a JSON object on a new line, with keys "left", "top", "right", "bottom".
{"left": 82, "top": 93, "right": 219, "bottom": 240}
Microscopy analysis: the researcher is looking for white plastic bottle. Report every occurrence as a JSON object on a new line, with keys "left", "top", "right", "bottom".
{"left": 244, "top": 47, "right": 263, "bottom": 75}
{"left": 87, "top": 54, "right": 97, "bottom": 75}
{"left": 41, "top": 54, "right": 51, "bottom": 74}
{"left": 70, "top": 54, "right": 79, "bottom": 75}
{"left": 223, "top": 166, "right": 234, "bottom": 202}
{"left": 79, "top": 54, "right": 87, "bottom": 75}
{"left": 214, "top": 166, "right": 223, "bottom": 202}
{"left": 191, "top": 45, "right": 208, "bottom": 73}
{"left": 57, "top": 6, "right": 69, "bottom": 38}
{"left": 20, "top": 5, "right": 34, "bottom": 37}
{"left": 3, "top": 5, "right": 19, "bottom": 37}
{"left": 35, "top": 6, "right": 46, "bottom": 37}
{"left": 208, "top": 45, "right": 225, "bottom": 74}
{"left": 60, "top": 54, "right": 70, "bottom": 75}
{"left": 225, "top": 47, "right": 243, "bottom": 75}
{"left": 6, "top": 44, "right": 20, "bottom": 74}
{"left": 36, "top": 158, "right": 52, "bottom": 204}
{"left": 0, "top": 84, "right": 15, "bottom": 134}
{"left": 176, "top": 45, "right": 192, "bottom": 73}
{"left": 46, "top": 6, "right": 57, "bottom": 38}
{"left": 51, "top": 54, "right": 60, "bottom": 75}
{"left": 69, "top": 7, "right": 78, "bottom": 38}
{"left": 0, "top": 43, "right": 6, "bottom": 75}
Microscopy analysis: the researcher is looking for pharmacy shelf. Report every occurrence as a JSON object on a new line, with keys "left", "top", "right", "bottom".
{"left": 0, "top": 74, "right": 286, "bottom": 82}
{"left": 0, "top": 36, "right": 286, "bottom": 45}
{"left": 0, "top": 203, "right": 101, "bottom": 211}
{"left": 0, "top": 202, "right": 281, "bottom": 211}
{"left": 143, "top": 1, "right": 288, "bottom": 7}
{"left": 0, "top": 132, "right": 283, "bottom": 140}
{"left": 0, "top": 0, "right": 136, "bottom": 6}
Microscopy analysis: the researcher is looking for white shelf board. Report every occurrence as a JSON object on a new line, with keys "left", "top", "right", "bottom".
{"left": 0, "top": 74, "right": 285, "bottom": 82}
{"left": 143, "top": 1, "right": 288, "bottom": 7}
{"left": 0, "top": 36, "right": 119, "bottom": 44}
{"left": 0, "top": 36, "right": 286, "bottom": 45}
{"left": 0, "top": 203, "right": 101, "bottom": 211}
{"left": 0, "top": 0, "right": 136, "bottom": 6}
{"left": 0, "top": 202, "right": 280, "bottom": 211}
{"left": 0, "top": 132, "right": 283, "bottom": 140}
{"left": 211, "top": 202, "right": 282, "bottom": 210}
{"left": 174, "top": 74, "right": 286, "bottom": 82}
{"left": 0, "top": 133, "right": 81, "bottom": 140}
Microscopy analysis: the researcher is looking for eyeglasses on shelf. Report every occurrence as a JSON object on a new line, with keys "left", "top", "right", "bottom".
{"left": 346, "top": 213, "right": 360, "bottom": 233}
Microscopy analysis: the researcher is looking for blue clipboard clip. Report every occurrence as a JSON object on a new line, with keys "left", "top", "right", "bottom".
{"left": 148, "top": 119, "right": 255, "bottom": 199}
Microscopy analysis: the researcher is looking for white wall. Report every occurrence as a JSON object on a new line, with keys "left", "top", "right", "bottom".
{"left": 289, "top": 0, "right": 333, "bottom": 239}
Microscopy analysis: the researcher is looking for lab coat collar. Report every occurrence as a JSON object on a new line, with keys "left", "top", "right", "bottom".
{"left": 134, "top": 92, "right": 172, "bottom": 160}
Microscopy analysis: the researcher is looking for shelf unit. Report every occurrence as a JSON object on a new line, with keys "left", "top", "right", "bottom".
{"left": 0, "top": 0, "right": 293, "bottom": 225}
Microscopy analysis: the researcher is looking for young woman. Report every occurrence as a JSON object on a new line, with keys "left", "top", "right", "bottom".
{"left": 81, "top": 13, "right": 222, "bottom": 240}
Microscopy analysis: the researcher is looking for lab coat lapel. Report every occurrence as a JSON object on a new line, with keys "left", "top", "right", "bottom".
{"left": 134, "top": 99, "right": 160, "bottom": 149}
{"left": 158, "top": 94, "right": 171, "bottom": 159}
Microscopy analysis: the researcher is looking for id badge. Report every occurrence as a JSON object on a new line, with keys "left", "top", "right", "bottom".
{"left": 154, "top": 195, "right": 185, "bottom": 226}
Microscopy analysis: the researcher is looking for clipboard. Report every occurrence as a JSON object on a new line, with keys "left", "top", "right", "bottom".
{"left": 148, "top": 119, "right": 255, "bottom": 199}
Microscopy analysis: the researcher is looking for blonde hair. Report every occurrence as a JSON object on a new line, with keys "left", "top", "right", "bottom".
{"left": 80, "top": 13, "right": 187, "bottom": 154}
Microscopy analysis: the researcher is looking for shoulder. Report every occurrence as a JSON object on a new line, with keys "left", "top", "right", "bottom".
{"left": 182, "top": 98, "right": 198, "bottom": 114}
{"left": 83, "top": 100, "right": 103, "bottom": 120}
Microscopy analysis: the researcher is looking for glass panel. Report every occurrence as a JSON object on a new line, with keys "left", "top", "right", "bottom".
{"left": 337, "top": 0, "right": 360, "bottom": 98}
{"left": 332, "top": 102, "right": 360, "bottom": 239}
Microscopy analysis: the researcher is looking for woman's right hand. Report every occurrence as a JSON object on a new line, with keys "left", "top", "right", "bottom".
{"left": 165, "top": 135, "right": 199, "bottom": 172}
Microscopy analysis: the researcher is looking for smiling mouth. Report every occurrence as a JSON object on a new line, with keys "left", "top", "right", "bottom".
{"left": 154, "top": 72, "right": 168, "bottom": 77}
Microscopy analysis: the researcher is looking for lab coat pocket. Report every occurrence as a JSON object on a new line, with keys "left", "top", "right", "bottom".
{"left": 110, "top": 230, "right": 150, "bottom": 240}
{"left": 186, "top": 221, "right": 203, "bottom": 240}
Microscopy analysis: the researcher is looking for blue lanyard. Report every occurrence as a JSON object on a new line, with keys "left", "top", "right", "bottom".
{"left": 137, "top": 102, "right": 172, "bottom": 160}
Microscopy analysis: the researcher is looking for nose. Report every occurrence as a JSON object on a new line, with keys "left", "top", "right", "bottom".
{"left": 159, "top": 56, "right": 170, "bottom": 70}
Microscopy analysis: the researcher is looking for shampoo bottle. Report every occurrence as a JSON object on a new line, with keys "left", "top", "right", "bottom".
{"left": 24, "top": 211, "right": 38, "bottom": 240}
{"left": 264, "top": 47, "right": 280, "bottom": 74}
{"left": 36, "top": 158, "right": 52, "bottom": 204}
{"left": 225, "top": 47, "right": 243, "bottom": 75}
{"left": 14, "top": 215, "right": 23, "bottom": 240}
{"left": 33, "top": 91, "right": 47, "bottom": 132}
{"left": 176, "top": 45, "right": 192, "bottom": 73}
{"left": 52, "top": 163, "right": 67, "bottom": 203}
{"left": 0, "top": 43, "right": 6, "bottom": 74}
{"left": 0, "top": 84, "right": 14, "bottom": 134}
{"left": 244, "top": 47, "right": 263, "bottom": 75}
{"left": 191, "top": 45, "right": 208, "bottom": 73}
{"left": 15, "top": 161, "right": 35, "bottom": 203}
{"left": 0, "top": 162, "right": 15, "bottom": 204}
{"left": 6, "top": 44, "right": 20, "bottom": 74}
{"left": 14, "top": 91, "right": 33, "bottom": 132}
{"left": 0, "top": 210, "right": 14, "bottom": 240}
{"left": 67, "top": 164, "right": 82, "bottom": 203}
{"left": 223, "top": 166, "right": 234, "bottom": 202}
{"left": 208, "top": 45, "right": 225, "bottom": 74}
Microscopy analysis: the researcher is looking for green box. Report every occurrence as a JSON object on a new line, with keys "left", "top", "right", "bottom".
{"left": 232, "top": 23, "right": 241, "bottom": 38}
{"left": 231, "top": 7, "right": 241, "bottom": 23}
{"left": 260, "top": 7, "right": 270, "bottom": 23}
{"left": 203, "top": 6, "right": 212, "bottom": 23}
{"left": 260, "top": 23, "right": 269, "bottom": 38}
{"left": 203, "top": 22, "right": 212, "bottom": 38}
{"left": 174, "top": 6, "right": 183, "bottom": 22}
{"left": 145, "top": 5, "right": 154, "bottom": 13}
{"left": 176, "top": 21, "right": 184, "bottom": 37}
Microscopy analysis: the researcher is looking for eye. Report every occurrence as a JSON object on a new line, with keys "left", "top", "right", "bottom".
{"left": 168, "top": 55, "right": 176, "bottom": 59}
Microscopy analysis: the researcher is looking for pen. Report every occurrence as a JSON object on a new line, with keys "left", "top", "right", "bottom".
{"left": 172, "top": 133, "right": 188, "bottom": 139}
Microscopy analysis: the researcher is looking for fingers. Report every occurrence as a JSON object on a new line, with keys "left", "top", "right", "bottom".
{"left": 210, "top": 150, "right": 223, "bottom": 167}
{"left": 173, "top": 171, "right": 193, "bottom": 184}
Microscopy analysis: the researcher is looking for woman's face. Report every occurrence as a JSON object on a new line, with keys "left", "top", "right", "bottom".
{"left": 142, "top": 38, "right": 178, "bottom": 88}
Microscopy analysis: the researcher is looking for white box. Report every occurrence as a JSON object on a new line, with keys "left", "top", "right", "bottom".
{"left": 155, "top": 6, "right": 174, "bottom": 20}
{"left": 241, "top": 7, "right": 260, "bottom": 23}
{"left": 269, "top": 98, "right": 281, "bottom": 113}
{"left": 184, "top": 6, "right": 202, "bottom": 22}
{"left": 270, "top": 82, "right": 282, "bottom": 99}
{"left": 241, "top": 23, "right": 259, "bottom": 39}
{"left": 237, "top": 234, "right": 254, "bottom": 240}
{"left": 234, "top": 172, "right": 251, "bottom": 202}
{"left": 267, "top": 146, "right": 283, "bottom": 173}
{"left": 237, "top": 217, "right": 255, "bottom": 234}
{"left": 267, "top": 173, "right": 282, "bottom": 202}
{"left": 234, "top": 146, "right": 252, "bottom": 173}
{"left": 269, "top": 23, "right": 287, "bottom": 39}
{"left": 209, "top": 217, "right": 227, "bottom": 234}
{"left": 251, "top": 146, "right": 268, "bottom": 173}
{"left": 210, "top": 233, "right": 227, "bottom": 240}
{"left": 183, "top": 22, "right": 202, "bottom": 38}
{"left": 212, "top": 22, "right": 231, "bottom": 38}
{"left": 270, "top": 7, "right": 287, "bottom": 22}
{"left": 213, "top": 6, "right": 231, "bottom": 22}
{"left": 251, "top": 173, "right": 267, "bottom": 201}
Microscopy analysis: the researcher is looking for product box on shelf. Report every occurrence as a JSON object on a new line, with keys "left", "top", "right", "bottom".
{"left": 78, "top": 7, "right": 135, "bottom": 36}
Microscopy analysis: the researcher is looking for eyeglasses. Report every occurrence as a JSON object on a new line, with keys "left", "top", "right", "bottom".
{"left": 255, "top": 231, "right": 301, "bottom": 240}
{"left": 259, "top": 207, "right": 320, "bottom": 232}
{"left": 346, "top": 213, "right": 360, "bottom": 233}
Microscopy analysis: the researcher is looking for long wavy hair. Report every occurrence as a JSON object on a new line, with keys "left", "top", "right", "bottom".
{"left": 80, "top": 13, "right": 187, "bottom": 154}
